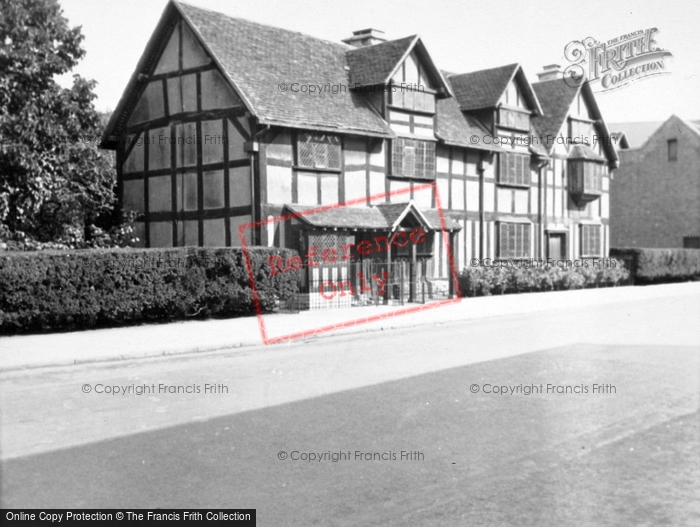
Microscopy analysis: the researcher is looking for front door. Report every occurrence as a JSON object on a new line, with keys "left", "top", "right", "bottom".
{"left": 547, "top": 233, "right": 566, "bottom": 260}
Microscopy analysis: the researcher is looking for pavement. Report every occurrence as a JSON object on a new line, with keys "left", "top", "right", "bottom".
{"left": 1, "top": 282, "right": 699, "bottom": 371}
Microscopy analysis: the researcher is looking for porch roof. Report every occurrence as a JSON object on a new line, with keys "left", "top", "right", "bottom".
{"left": 284, "top": 202, "right": 462, "bottom": 231}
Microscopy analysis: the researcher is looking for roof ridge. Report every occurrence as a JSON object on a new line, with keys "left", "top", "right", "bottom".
{"left": 346, "top": 34, "right": 418, "bottom": 53}
{"left": 532, "top": 77, "right": 572, "bottom": 86}
{"left": 449, "top": 62, "right": 520, "bottom": 78}
{"left": 175, "top": 0, "right": 355, "bottom": 50}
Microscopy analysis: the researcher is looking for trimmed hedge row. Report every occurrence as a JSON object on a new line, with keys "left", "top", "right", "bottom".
{"left": 458, "top": 260, "right": 629, "bottom": 297}
{"left": 0, "top": 247, "right": 299, "bottom": 335}
{"left": 610, "top": 248, "right": 700, "bottom": 284}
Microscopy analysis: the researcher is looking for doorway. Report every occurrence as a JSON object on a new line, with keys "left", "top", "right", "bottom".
{"left": 547, "top": 233, "right": 567, "bottom": 260}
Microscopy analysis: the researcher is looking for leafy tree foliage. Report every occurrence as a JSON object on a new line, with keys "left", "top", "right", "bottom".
{"left": 0, "top": 0, "right": 127, "bottom": 249}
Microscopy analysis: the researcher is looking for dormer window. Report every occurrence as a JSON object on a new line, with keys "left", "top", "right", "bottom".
{"left": 389, "top": 51, "right": 437, "bottom": 113}
{"left": 498, "top": 78, "right": 530, "bottom": 130}
{"left": 498, "top": 108, "right": 529, "bottom": 131}
{"left": 391, "top": 88, "right": 436, "bottom": 113}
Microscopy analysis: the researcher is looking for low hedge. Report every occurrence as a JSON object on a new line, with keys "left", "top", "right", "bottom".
{"left": 610, "top": 248, "right": 700, "bottom": 284}
{"left": 458, "top": 260, "right": 629, "bottom": 297}
{"left": 0, "top": 246, "right": 299, "bottom": 335}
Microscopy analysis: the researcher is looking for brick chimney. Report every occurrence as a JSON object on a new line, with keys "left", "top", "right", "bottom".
{"left": 342, "top": 29, "right": 387, "bottom": 47}
{"left": 537, "top": 64, "right": 564, "bottom": 82}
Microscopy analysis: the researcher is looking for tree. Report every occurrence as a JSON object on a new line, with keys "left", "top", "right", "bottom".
{"left": 0, "top": 0, "right": 122, "bottom": 249}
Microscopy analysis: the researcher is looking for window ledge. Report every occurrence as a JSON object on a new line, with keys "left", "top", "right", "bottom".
{"left": 293, "top": 166, "right": 341, "bottom": 174}
{"left": 388, "top": 174, "right": 436, "bottom": 182}
{"left": 496, "top": 182, "right": 531, "bottom": 189}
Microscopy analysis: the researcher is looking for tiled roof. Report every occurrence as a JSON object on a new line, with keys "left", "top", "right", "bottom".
{"left": 435, "top": 97, "right": 501, "bottom": 152}
{"left": 531, "top": 79, "right": 579, "bottom": 148}
{"left": 422, "top": 210, "right": 462, "bottom": 231}
{"left": 446, "top": 64, "right": 542, "bottom": 116}
{"left": 176, "top": 2, "right": 393, "bottom": 136}
{"left": 568, "top": 144, "right": 606, "bottom": 162}
{"left": 285, "top": 202, "right": 462, "bottom": 231}
{"left": 532, "top": 78, "right": 618, "bottom": 166}
{"left": 447, "top": 64, "right": 520, "bottom": 111}
{"left": 346, "top": 36, "right": 417, "bottom": 86}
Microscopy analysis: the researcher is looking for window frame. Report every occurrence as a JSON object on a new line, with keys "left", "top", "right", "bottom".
{"left": 580, "top": 224, "right": 602, "bottom": 258}
{"left": 668, "top": 139, "right": 678, "bottom": 162}
{"left": 498, "top": 152, "right": 531, "bottom": 187}
{"left": 294, "top": 132, "right": 342, "bottom": 172}
{"left": 568, "top": 159, "right": 604, "bottom": 196}
{"left": 498, "top": 222, "right": 531, "bottom": 259}
{"left": 389, "top": 87, "right": 436, "bottom": 114}
{"left": 498, "top": 107, "right": 530, "bottom": 131}
{"left": 391, "top": 137, "right": 436, "bottom": 181}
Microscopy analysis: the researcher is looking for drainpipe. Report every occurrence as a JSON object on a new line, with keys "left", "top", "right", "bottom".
{"left": 537, "top": 157, "right": 550, "bottom": 259}
{"left": 248, "top": 123, "right": 270, "bottom": 245}
{"left": 477, "top": 152, "right": 486, "bottom": 260}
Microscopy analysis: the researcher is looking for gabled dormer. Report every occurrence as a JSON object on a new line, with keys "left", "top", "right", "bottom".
{"left": 496, "top": 75, "right": 534, "bottom": 132}
{"left": 346, "top": 35, "right": 452, "bottom": 181}
{"left": 446, "top": 64, "right": 542, "bottom": 134}
{"left": 532, "top": 69, "right": 620, "bottom": 206}
{"left": 346, "top": 34, "right": 451, "bottom": 125}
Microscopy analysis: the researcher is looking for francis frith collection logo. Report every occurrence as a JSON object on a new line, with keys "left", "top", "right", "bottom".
{"left": 563, "top": 28, "right": 672, "bottom": 91}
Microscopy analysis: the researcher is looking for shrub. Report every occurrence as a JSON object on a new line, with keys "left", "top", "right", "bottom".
{"left": 458, "top": 259, "right": 628, "bottom": 297}
{"left": 611, "top": 248, "right": 700, "bottom": 284}
{"left": 0, "top": 246, "right": 299, "bottom": 335}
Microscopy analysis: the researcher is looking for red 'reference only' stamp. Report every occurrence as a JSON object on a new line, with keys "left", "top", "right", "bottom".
{"left": 239, "top": 182, "right": 461, "bottom": 345}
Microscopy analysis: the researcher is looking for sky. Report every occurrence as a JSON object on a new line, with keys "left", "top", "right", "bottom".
{"left": 55, "top": 0, "right": 700, "bottom": 124}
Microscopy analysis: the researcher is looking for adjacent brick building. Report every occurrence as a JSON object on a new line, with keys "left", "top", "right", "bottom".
{"left": 609, "top": 115, "right": 700, "bottom": 248}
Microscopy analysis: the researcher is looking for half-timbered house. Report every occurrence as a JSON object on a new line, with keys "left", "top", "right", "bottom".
{"left": 101, "top": 1, "right": 619, "bottom": 307}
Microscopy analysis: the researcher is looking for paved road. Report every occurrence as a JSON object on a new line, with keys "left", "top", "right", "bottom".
{"left": 1, "top": 291, "right": 699, "bottom": 526}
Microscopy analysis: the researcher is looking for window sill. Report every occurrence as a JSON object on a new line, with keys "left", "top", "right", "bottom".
{"left": 388, "top": 174, "right": 436, "bottom": 182}
{"left": 293, "top": 166, "right": 341, "bottom": 174}
{"left": 496, "top": 182, "right": 531, "bottom": 189}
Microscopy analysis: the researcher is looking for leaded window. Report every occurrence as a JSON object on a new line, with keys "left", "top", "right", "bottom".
{"left": 498, "top": 152, "right": 530, "bottom": 186}
{"left": 296, "top": 133, "right": 341, "bottom": 170}
{"left": 581, "top": 225, "right": 602, "bottom": 257}
{"left": 498, "top": 222, "right": 531, "bottom": 259}
{"left": 391, "top": 138, "right": 436, "bottom": 180}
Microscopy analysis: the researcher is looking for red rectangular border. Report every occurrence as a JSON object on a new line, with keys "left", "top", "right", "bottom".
{"left": 239, "top": 181, "right": 461, "bottom": 345}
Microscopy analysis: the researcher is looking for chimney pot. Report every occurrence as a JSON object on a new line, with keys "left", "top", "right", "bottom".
{"left": 342, "top": 28, "right": 387, "bottom": 47}
{"left": 537, "top": 64, "right": 564, "bottom": 82}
